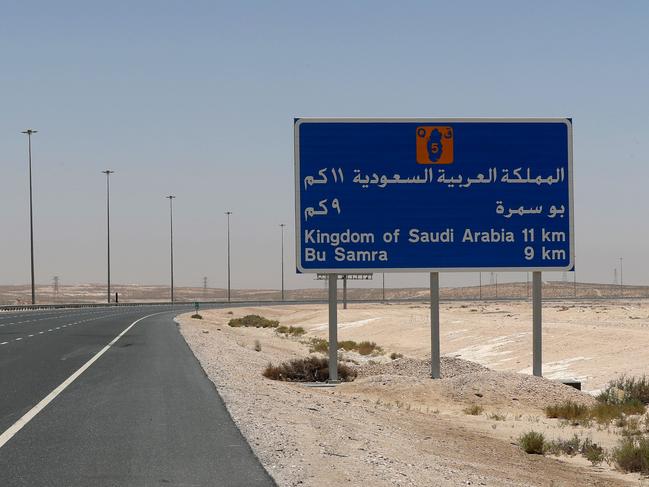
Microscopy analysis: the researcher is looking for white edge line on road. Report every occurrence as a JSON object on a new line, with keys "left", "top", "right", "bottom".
{"left": 0, "top": 311, "right": 168, "bottom": 450}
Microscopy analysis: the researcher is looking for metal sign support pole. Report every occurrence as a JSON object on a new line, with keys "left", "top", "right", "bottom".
{"left": 430, "top": 272, "right": 441, "bottom": 379}
{"left": 532, "top": 271, "right": 542, "bottom": 377}
{"left": 342, "top": 275, "right": 347, "bottom": 309}
{"left": 328, "top": 274, "right": 339, "bottom": 383}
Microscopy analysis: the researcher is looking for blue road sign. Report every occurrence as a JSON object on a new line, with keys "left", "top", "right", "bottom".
{"left": 294, "top": 118, "right": 573, "bottom": 273}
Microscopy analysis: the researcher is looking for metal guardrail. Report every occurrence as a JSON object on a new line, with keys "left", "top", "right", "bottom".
{"left": 2, "top": 295, "right": 648, "bottom": 312}
{"left": 0, "top": 302, "right": 185, "bottom": 312}
{"left": 0, "top": 300, "right": 320, "bottom": 312}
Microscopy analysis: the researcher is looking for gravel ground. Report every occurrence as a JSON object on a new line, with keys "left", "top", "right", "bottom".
{"left": 357, "top": 357, "right": 597, "bottom": 410}
{"left": 178, "top": 312, "right": 631, "bottom": 487}
{"left": 357, "top": 356, "right": 489, "bottom": 378}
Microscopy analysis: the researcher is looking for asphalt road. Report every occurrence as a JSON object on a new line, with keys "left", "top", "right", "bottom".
{"left": 0, "top": 305, "right": 275, "bottom": 486}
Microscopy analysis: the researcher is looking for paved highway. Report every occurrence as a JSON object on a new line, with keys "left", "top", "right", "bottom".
{"left": 0, "top": 305, "right": 275, "bottom": 486}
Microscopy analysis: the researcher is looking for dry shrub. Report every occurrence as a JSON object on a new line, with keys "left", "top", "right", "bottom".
{"left": 262, "top": 356, "right": 357, "bottom": 383}
{"left": 357, "top": 341, "right": 382, "bottom": 355}
{"left": 228, "top": 314, "right": 279, "bottom": 328}
{"left": 519, "top": 431, "right": 545, "bottom": 454}
{"left": 309, "top": 338, "right": 329, "bottom": 353}
{"left": 488, "top": 412, "right": 506, "bottom": 421}
{"left": 276, "top": 325, "right": 306, "bottom": 336}
{"left": 191, "top": 313, "right": 203, "bottom": 319}
{"left": 545, "top": 436, "right": 606, "bottom": 465}
{"left": 545, "top": 435, "right": 581, "bottom": 456}
{"left": 591, "top": 401, "right": 644, "bottom": 424}
{"left": 390, "top": 352, "right": 404, "bottom": 360}
{"left": 599, "top": 375, "right": 649, "bottom": 405}
{"left": 583, "top": 440, "right": 606, "bottom": 466}
{"left": 338, "top": 340, "right": 358, "bottom": 351}
{"left": 621, "top": 417, "right": 642, "bottom": 437}
{"left": 463, "top": 404, "right": 484, "bottom": 415}
{"left": 545, "top": 400, "right": 645, "bottom": 425}
{"left": 545, "top": 401, "right": 589, "bottom": 422}
{"left": 308, "top": 338, "right": 383, "bottom": 356}
{"left": 612, "top": 437, "right": 649, "bottom": 473}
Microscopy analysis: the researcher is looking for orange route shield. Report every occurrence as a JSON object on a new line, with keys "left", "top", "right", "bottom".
{"left": 416, "top": 126, "right": 454, "bottom": 164}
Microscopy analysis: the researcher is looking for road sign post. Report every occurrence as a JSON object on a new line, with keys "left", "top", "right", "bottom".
{"left": 328, "top": 274, "right": 338, "bottom": 383}
{"left": 430, "top": 272, "right": 440, "bottom": 379}
{"left": 532, "top": 271, "right": 542, "bottom": 376}
{"left": 295, "top": 118, "right": 573, "bottom": 380}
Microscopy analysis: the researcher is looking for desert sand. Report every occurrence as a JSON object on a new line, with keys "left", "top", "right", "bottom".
{"left": 178, "top": 300, "right": 649, "bottom": 486}
{"left": 241, "top": 300, "right": 649, "bottom": 393}
{"left": 3, "top": 281, "right": 649, "bottom": 305}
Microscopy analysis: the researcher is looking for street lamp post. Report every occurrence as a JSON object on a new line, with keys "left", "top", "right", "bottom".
{"left": 102, "top": 170, "right": 114, "bottom": 303}
{"left": 22, "top": 129, "right": 37, "bottom": 304}
{"left": 166, "top": 196, "right": 176, "bottom": 303}
{"left": 225, "top": 211, "right": 232, "bottom": 303}
{"left": 280, "top": 223, "right": 285, "bottom": 301}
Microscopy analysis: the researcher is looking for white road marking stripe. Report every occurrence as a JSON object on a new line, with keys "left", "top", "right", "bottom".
{"left": 0, "top": 342, "right": 7, "bottom": 345}
{"left": 0, "top": 310, "right": 122, "bottom": 328}
{"left": 0, "top": 311, "right": 166, "bottom": 450}
{"left": 15, "top": 338, "right": 22, "bottom": 341}
{"left": 28, "top": 334, "right": 34, "bottom": 337}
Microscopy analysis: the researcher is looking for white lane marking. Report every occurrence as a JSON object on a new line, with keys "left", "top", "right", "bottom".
{"left": 0, "top": 310, "right": 127, "bottom": 328}
{"left": 0, "top": 342, "right": 7, "bottom": 345}
{"left": 6, "top": 320, "right": 87, "bottom": 344}
{"left": 0, "top": 311, "right": 167, "bottom": 450}
{"left": 0, "top": 313, "right": 91, "bottom": 327}
{"left": 1, "top": 307, "right": 182, "bottom": 347}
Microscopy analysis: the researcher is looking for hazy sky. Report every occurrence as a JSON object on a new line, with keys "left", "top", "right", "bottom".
{"left": 1, "top": 1, "right": 648, "bottom": 290}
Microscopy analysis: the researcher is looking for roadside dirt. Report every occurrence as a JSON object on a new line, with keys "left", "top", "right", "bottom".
{"left": 178, "top": 302, "right": 648, "bottom": 486}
